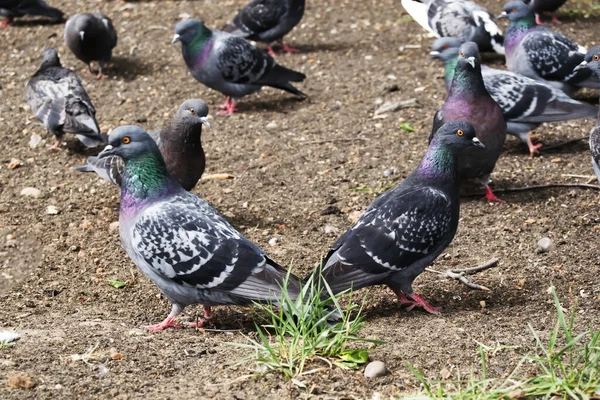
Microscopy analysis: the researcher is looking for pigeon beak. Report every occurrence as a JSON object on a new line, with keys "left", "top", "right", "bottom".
{"left": 429, "top": 50, "right": 441, "bottom": 59}
{"left": 573, "top": 60, "right": 588, "bottom": 72}
{"left": 471, "top": 137, "right": 485, "bottom": 149}
{"left": 199, "top": 116, "right": 211, "bottom": 129}
{"left": 497, "top": 11, "right": 508, "bottom": 19}
{"left": 171, "top": 34, "right": 181, "bottom": 45}
{"left": 97, "top": 144, "right": 115, "bottom": 159}
{"left": 79, "top": 31, "right": 85, "bottom": 41}
{"left": 467, "top": 56, "right": 476, "bottom": 68}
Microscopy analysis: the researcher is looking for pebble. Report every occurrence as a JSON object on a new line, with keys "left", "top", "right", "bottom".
{"left": 46, "top": 205, "right": 59, "bottom": 215}
{"left": 254, "top": 364, "right": 269, "bottom": 374}
{"left": 364, "top": 361, "right": 386, "bottom": 378}
{"left": 8, "top": 159, "right": 22, "bottom": 169}
{"left": 268, "top": 237, "right": 278, "bottom": 246}
{"left": 324, "top": 225, "right": 339, "bottom": 235}
{"left": 109, "top": 221, "right": 120, "bottom": 232}
{"left": 29, "top": 134, "right": 42, "bottom": 149}
{"left": 20, "top": 187, "right": 41, "bottom": 198}
{"left": 536, "top": 237, "right": 554, "bottom": 253}
{"left": 383, "top": 169, "right": 395, "bottom": 177}
{"left": 266, "top": 121, "right": 278, "bottom": 130}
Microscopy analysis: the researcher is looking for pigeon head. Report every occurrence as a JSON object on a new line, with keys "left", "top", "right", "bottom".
{"left": 98, "top": 126, "right": 161, "bottom": 162}
{"left": 172, "top": 19, "right": 211, "bottom": 45}
{"left": 40, "top": 47, "right": 62, "bottom": 69}
{"left": 498, "top": 1, "right": 534, "bottom": 22}
{"left": 431, "top": 121, "right": 484, "bottom": 151}
{"left": 574, "top": 46, "right": 600, "bottom": 76}
{"left": 430, "top": 38, "right": 461, "bottom": 61}
{"left": 174, "top": 99, "right": 211, "bottom": 129}
{"left": 456, "top": 42, "right": 481, "bottom": 70}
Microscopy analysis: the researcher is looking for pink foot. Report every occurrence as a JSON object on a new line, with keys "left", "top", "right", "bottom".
{"left": 551, "top": 15, "right": 561, "bottom": 24}
{"left": 217, "top": 97, "right": 238, "bottom": 115}
{"left": 483, "top": 185, "right": 505, "bottom": 203}
{"left": 143, "top": 316, "right": 182, "bottom": 332}
{"left": 535, "top": 14, "right": 543, "bottom": 25}
{"left": 46, "top": 140, "right": 63, "bottom": 151}
{"left": 267, "top": 46, "right": 277, "bottom": 57}
{"left": 183, "top": 306, "right": 212, "bottom": 328}
{"left": 527, "top": 137, "right": 543, "bottom": 158}
{"left": 279, "top": 43, "right": 300, "bottom": 54}
{"left": 396, "top": 291, "right": 441, "bottom": 315}
{"left": 96, "top": 72, "right": 108, "bottom": 80}
{"left": 0, "top": 17, "right": 13, "bottom": 28}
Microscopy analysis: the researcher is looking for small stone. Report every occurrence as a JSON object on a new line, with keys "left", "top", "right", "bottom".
{"left": 324, "top": 225, "right": 339, "bottom": 235}
{"left": 20, "top": 187, "right": 41, "bottom": 198}
{"left": 536, "top": 237, "right": 554, "bottom": 253}
{"left": 69, "top": 245, "right": 79, "bottom": 252}
{"left": 479, "top": 300, "right": 486, "bottom": 309}
{"left": 8, "top": 159, "right": 22, "bottom": 169}
{"left": 254, "top": 364, "right": 269, "bottom": 374}
{"left": 7, "top": 373, "right": 35, "bottom": 389}
{"left": 110, "top": 353, "right": 125, "bottom": 360}
{"left": 364, "top": 361, "right": 386, "bottom": 378}
{"left": 46, "top": 205, "right": 59, "bottom": 215}
{"left": 268, "top": 237, "right": 278, "bottom": 246}
{"left": 383, "top": 169, "right": 394, "bottom": 177}
{"left": 109, "top": 222, "right": 120, "bottom": 232}
{"left": 266, "top": 121, "right": 278, "bottom": 130}
{"left": 29, "top": 134, "right": 42, "bottom": 149}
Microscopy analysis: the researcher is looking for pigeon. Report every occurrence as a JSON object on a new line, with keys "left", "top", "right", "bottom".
{"left": 97, "top": 125, "right": 302, "bottom": 331}
{"left": 499, "top": 1, "right": 600, "bottom": 95}
{"left": 64, "top": 13, "right": 118, "bottom": 79}
{"left": 574, "top": 47, "right": 600, "bottom": 182}
{"left": 76, "top": 99, "right": 211, "bottom": 190}
{"left": 25, "top": 48, "right": 106, "bottom": 150}
{"left": 522, "top": 0, "right": 567, "bottom": 25}
{"left": 222, "top": 0, "right": 305, "bottom": 56}
{"left": 315, "top": 121, "right": 485, "bottom": 315}
{"left": 400, "top": 0, "right": 504, "bottom": 54}
{"left": 0, "top": 0, "right": 64, "bottom": 27}
{"left": 431, "top": 37, "right": 598, "bottom": 158}
{"left": 172, "top": 19, "right": 306, "bottom": 115}
{"left": 431, "top": 42, "right": 507, "bottom": 202}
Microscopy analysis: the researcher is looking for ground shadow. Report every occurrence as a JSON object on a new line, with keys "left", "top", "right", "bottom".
{"left": 232, "top": 96, "right": 308, "bottom": 115}
{"left": 8, "top": 19, "right": 64, "bottom": 27}
{"left": 108, "top": 56, "right": 153, "bottom": 82}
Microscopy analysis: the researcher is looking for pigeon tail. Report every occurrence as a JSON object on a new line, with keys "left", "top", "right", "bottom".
{"left": 400, "top": 0, "right": 436, "bottom": 36}
{"left": 35, "top": 97, "right": 65, "bottom": 134}
{"left": 260, "top": 64, "right": 306, "bottom": 96}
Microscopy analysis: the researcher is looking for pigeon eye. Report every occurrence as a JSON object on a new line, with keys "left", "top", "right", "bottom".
{"left": 189, "top": 109, "right": 196, "bottom": 114}
{"left": 442, "top": 45, "right": 448, "bottom": 50}
{"left": 594, "top": 55, "right": 600, "bottom": 61}
{"left": 456, "top": 129, "right": 464, "bottom": 137}
{"left": 183, "top": 28, "right": 188, "bottom": 33}
{"left": 511, "top": 8, "right": 516, "bottom": 12}
{"left": 122, "top": 136, "right": 131, "bottom": 144}
{"left": 459, "top": 51, "right": 464, "bottom": 57}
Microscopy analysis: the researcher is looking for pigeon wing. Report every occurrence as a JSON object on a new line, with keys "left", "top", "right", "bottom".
{"left": 216, "top": 36, "right": 274, "bottom": 84}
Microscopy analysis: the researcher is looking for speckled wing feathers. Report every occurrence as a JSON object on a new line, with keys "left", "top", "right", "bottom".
{"left": 523, "top": 31, "right": 584, "bottom": 82}
{"left": 231, "top": 0, "right": 286, "bottom": 37}
{"left": 217, "top": 36, "right": 272, "bottom": 84}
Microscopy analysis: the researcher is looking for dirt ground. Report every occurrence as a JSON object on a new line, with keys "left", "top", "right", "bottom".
{"left": 1, "top": 0, "right": 599, "bottom": 398}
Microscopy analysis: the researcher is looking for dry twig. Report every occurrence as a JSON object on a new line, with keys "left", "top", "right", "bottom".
{"left": 427, "top": 258, "right": 499, "bottom": 291}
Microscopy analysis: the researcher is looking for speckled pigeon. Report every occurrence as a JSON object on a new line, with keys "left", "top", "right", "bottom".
{"left": 574, "top": 46, "right": 600, "bottom": 181}
{"left": 64, "top": 13, "right": 118, "bottom": 79}
{"left": 430, "top": 41, "right": 507, "bottom": 202}
{"left": 400, "top": 0, "right": 504, "bottom": 54}
{"left": 223, "top": 0, "right": 305, "bottom": 56}
{"left": 315, "top": 121, "right": 485, "bottom": 315}
{"left": 431, "top": 37, "right": 598, "bottom": 158}
{"left": 522, "top": 0, "right": 567, "bottom": 24}
{"left": 172, "top": 19, "right": 306, "bottom": 115}
{"left": 500, "top": 1, "right": 599, "bottom": 95}
{"left": 76, "top": 99, "right": 210, "bottom": 190}
{"left": 25, "top": 48, "right": 106, "bottom": 150}
{"left": 98, "top": 125, "right": 302, "bottom": 332}
{"left": 0, "top": 0, "right": 64, "bottom": 27}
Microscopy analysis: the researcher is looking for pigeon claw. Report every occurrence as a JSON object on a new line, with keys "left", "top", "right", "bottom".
{"left": 279, "top": 43, "right": 300, "bottom": 54}
{"left": 143, "top": 316, "right": 182, "bottom": 332}
{"left": 46, "top": 140, "right": 64, "bottom": 151}
{"left": 535, "top": 14, "right": 543, "bottom": 25}
{"left": 217, "top": 97, "right": 238, "bottom": 115}
{"left": 0, "top": 17, "right": 13, "bottom": 28}
{"left": 394, "top": 290, "right": 441, "bottom": 315}
{"left": 483, "top": 185, "right": 505, "bottom": 203}
{"left": 551, "top": 15, "right": 561, "bottom": 24}
{"left": 267, "top": 46, "right": 277, "bottom": 57}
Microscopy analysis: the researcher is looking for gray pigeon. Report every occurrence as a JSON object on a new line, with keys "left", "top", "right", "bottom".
{"left": 431, "top": 41, "right": 507, "bottom": 202}
{"left": 172, "top": 19, "right": 306, "bottom": 115}
{"left": 97, "top": 125, "right": 302, "bottom": 331}
{"left": 401, "top": 0, "right": 504, "bottom": 54}
{"left": 25, "top": 48, "right": 106, "bottom": 150}
{"left": 64, "top": 13, "right": 118, "bottom": 79}
{"left": 574, "top": 46, "right": 600, "bottom": 181}
{"left": 0, "top": 0, "right": 64, "bottom": 27}
{"left": 522, "top": 0, "right": 567, "bottom": 24}
{"left": 500, "top": 1, "right": 599, "bottom": 95}
{"left": 431, "top": 37, "right": 598, "bottom": 158}
{"left": 223, "top": 0, "right": 305, "bottom": 56}
{"left": 76, "top": 99, "right": 210, "bottom": 191}
{"left": 314, "top": 121, "right": 485, "bottom": 315}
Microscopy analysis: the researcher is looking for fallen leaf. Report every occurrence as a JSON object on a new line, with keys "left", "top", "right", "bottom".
{"left": 7, "top": 373, "right": 35, "bottom": 389}
{"left": 507, "top": 389, "right": 526, "bottom": 399}
{"left": 8, "top": 159, "right": 22, "bottom": 169}
{"left": 111, "top": 353, "right": 125, "bottom": 360}
{"left": 108, "top": 280, "right": 127, "bottom": 289}
{"left": 440, "top": 367, "right": 451, "bottom": 380}
{"left": 524, "top": 218, "right": 536, "bottom": 225}
{"left": 401, "top": 123, "right": 415, "bottom": 132}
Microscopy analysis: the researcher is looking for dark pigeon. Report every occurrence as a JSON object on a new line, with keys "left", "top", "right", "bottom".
{"left": 430, "top": 41, "right": 507, "bottom": 202}
{"left": 522, "top": 0, "right": 567, "bottom": 24}
{"left": 500, "top": 0, "right": 599, "bottom": 95}
{"left": 574, "top": 46, "right": 600, "bottom": 181}
{"left": 0, "top": 0, "right": 64, "bottom": 27}
{"left": 172, "top": 19, "right": 306, "bottom": 115}
{"left": 98, "top": 125, "right": 302, "bottom": 332}
{"left": 76, "top": 99, "right": 210, "bottom": 191}
{"left": 431, "top": 37, "right": 598, "bottom": 158}
{"left": 401, "top": 0, "right": 504, "bottom": 54}
{"left": 314, "top": 121, "right": 485, "bottom": 315}
{"left": 25, "top": 48, "right": 106, "bottom": 150}
{"left": 223, "top": 0, "right": 305, "bottom": 56}
{"left": 64, "top": 13, "right": 118, "bottom": 79}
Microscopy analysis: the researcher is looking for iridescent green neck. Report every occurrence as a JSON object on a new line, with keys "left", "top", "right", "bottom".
{"left": 444, "top": 57, "right": 458, "bottom": 85}
{"left": 188, "top": 24, "right": 213, "bottom": 53}
{"left": 449, "top": 64, "right": 485, "bottom": 100}
{"left": 417, "top": 142, "right": 457, "bottom": 180}
{"left": 121, "top": 151, "right": 171, "bottom": 199}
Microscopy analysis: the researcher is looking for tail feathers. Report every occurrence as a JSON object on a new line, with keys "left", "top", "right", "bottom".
{"left": 24, "top": 1, "right": 64, "bottom": 21}
{"left": 521, "top": 100, "right": 599, "bottom": 123}
{"left": 35, "top": 97, "right": 65, "bottom": 133}
{"left": 491, "top": 35, "right": 505, "bottom": 55}
{"left": 269, "top": 82, "right": 306, "bottom": 97}
{"left": 400, "top": 0, "right": 436, "bottom": 36}
{"left": 74, "top": 155, "right": 123, "bottom": 186}
{"left": 64, "top": 113, "right": 107, "bottom": 148}
{"left": 261, "top": 64, "right": 306, "bottom": 96}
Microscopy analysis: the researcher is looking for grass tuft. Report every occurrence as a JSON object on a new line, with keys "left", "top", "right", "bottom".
{"left": 231, "top": 265, "right": 382, "bottom": 378}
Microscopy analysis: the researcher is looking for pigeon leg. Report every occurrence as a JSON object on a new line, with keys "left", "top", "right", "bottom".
{"left": 526, "top": 133, "right": 543, "bottom": 158}
{"left": 551, "top": 14, "right": 561, "bottom": 24}
{"left": 204, "top": 306, "right": 213, "bottom": 320}
{"left": 391, "top": 287, "right": 441, "bottom": 315}
{"left": 46, "top": 139, "right": 63, "bottom": 151}
{"left": 96, "top": 62, "right": 108, "bottom": 80}
{"left": 217, "top": 97, "right": 238, "bottom": 115}
{"left": 535, "top": 14, "right": 543, "bottom": 25}
{"left": 279, "top": 43, "right": 300, "bottom": 54}
{"left": 143, "top": 304, "right": 183, "bottom": 332}
{"left": 0, "top": 17, "right": 13, "bottom": 28}
{"left": 267, "top": 46, "right": 277, "bottom": 57}
{"left": 183, "top": 306, "right": 213, "bottom": 328}
{"left": 483, "top": 185, "right": 505, "bottom": 203}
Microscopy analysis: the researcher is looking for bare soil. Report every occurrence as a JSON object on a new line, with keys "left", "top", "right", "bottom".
{"left": 1, "top": 0, "right": 599, "bottom": 398}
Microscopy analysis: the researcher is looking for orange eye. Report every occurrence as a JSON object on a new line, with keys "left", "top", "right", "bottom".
{"left": 459, "top": 51, "right": 464, "bottom": 57}
{"left": 511, "top": 8, "right": 516, "bottom": 12}
{"left": 442, "top": 45, "right": 449, "bottom": 49}
{"left": 457, "top": 129, "right": 464, "bottom": 137}
{"left": 189, "top": 109, "right": 196, "bottom": 114}
{"left": 122, "top": 136, "right": 131, "bottom": 144}
{"left": 594, "top": 55, "right": 600, "bottom": 61}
